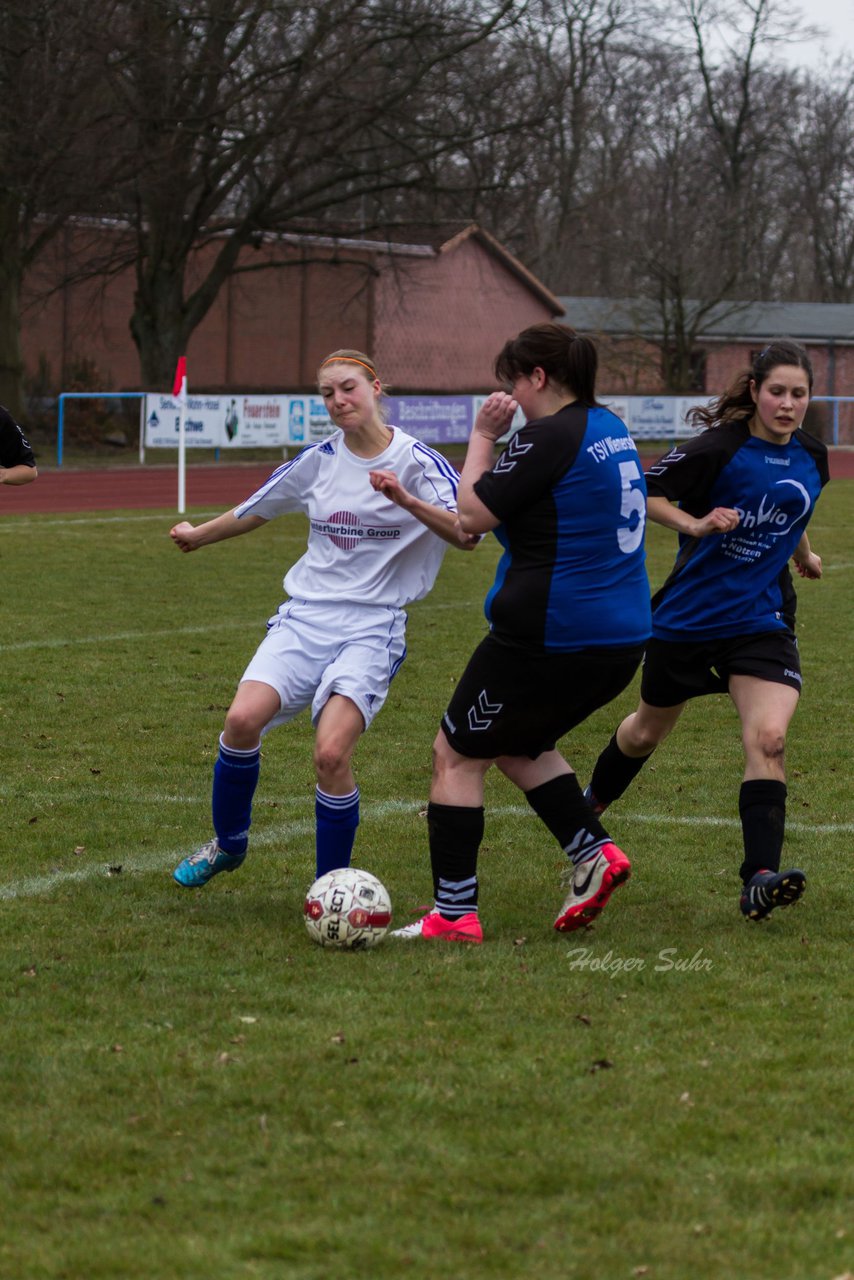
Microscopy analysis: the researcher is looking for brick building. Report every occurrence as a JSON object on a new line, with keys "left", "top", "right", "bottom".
{"left": 22, "top": 223, "right": 563, "bottom": 395}
{"left": 559, "top": 296, "right": 854, "bottom": 442}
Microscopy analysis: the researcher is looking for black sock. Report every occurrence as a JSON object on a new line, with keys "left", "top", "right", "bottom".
{"left": 427, "top": 802, "right": 484, "bottom": 919}
{"left": 739, "top": 779, "right": 787, "bottom": 883}
{"left": 588, "top": 732, "right": 653, "bottom": 809}
{"left": 525, "top": 774, "right": 611, "bottom": 865}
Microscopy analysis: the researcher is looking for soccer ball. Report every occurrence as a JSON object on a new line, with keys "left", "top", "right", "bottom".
{"left": 304, "top": 867, "right": 393, "bottom": 950}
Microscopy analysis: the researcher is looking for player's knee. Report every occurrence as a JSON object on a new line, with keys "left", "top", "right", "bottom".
{"left": 623, "top": 716, "right": 670, "bottom": 756}
{"left": 223, "top": 706, "right": 265, "bottom": 748}
{"left": 431, "top": 731, "right": 455, "bottom": 778}
{"left": 313, "top": 738, "right": 352, "bottom": 780}
{"left": 746, "top": 725, "right": 787, "bottom": 765}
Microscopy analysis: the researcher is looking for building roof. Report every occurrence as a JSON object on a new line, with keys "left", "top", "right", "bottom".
{"left": 260, "top": 223, "right": 564, "bottom": 315}
{"left": 560, "top": 297, "right": 854, "bottom": 343}
{"left": 253, "top": 221, "right": 563, "bottom": 313}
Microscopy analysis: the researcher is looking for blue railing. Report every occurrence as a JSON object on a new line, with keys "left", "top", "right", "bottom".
{"left": 57, "top": 391, "right": 147, "bottom": 467}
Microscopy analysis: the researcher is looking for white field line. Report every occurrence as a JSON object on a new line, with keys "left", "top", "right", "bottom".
{"left": 0, "top": 620, "right": 257, "bottom": 652}
{"left": 2, "top": 798, "right": 850, "bottom": 900}
{"left": 0, "top": 599, "right": 484, "bottom": 653}
{"left": 0, "top": 511, "right": 224, "bottom": 531}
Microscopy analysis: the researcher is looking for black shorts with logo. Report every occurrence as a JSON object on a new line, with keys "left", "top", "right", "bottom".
{"left": 440, "top": 633, "right": 644, "bottom": 761}
{"left": 640, "top": 630, "right": 802, "bottom": 708}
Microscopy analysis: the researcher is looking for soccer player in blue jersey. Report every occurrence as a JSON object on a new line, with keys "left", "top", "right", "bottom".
{"left": 393, "top": 323, "right": 652, "bottom": 943}
{"left": 169, "top": 349, "right": 476, "bottom": 889}
{"left": 585, "top": 340, "right": 828, "bottom": 922}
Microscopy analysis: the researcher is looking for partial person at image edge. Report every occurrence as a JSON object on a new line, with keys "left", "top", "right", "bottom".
{"left": 0, "top": 406, "right": 38, "bottom": 487}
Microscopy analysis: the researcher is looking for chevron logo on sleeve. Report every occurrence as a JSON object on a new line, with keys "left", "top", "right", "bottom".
{"left": 467, "top": 689, "right": 504, "bottom": 731}
{"left": 493, "top": 433, "right": 532, "bottom": 473}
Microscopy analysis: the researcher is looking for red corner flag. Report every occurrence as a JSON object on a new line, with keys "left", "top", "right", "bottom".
{"left": 172, "top": 356, "right": 187, "bottom": 398}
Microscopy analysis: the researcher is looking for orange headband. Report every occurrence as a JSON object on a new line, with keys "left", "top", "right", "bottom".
{"left": 319, "top": 356, "right": 378, "bottom": 378}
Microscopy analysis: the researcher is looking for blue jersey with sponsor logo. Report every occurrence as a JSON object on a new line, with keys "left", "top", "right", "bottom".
{"left": 473, "top": 403, "right": 651, "bottom": 652}
{"left": 645, "top": 422, "right": 829, "bottom": 640}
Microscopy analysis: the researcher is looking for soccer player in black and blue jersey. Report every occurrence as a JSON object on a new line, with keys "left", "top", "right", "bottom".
{"left": 394, "top": 323, "right": 652, "bottom": 942}
{"left": 586, "top": 341, "right": 827, "bottom": 923}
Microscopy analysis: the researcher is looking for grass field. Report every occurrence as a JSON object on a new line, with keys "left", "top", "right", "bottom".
{"left": 1, "top": 484, "right": 852, "bottom": 1280}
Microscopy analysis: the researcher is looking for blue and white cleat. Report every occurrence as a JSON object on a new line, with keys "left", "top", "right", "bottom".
{"left": 173, "top": 839, "right": 246, "bottom": 888}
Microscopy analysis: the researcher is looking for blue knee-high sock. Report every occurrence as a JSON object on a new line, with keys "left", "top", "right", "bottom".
{"left": 212, "top": 735, "right": 261, "bottom": 855}
{"left": 315, "top": 786, "right": 360, "bottom": 877}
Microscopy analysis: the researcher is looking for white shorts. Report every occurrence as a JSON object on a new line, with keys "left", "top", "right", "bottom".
{"left": 240, "top": 599, "right": 407, "bottom": 733}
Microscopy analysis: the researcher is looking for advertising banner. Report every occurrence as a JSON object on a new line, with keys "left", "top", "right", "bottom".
{"left": 144, "top": 394, "right": 224, "bottom": 448}
{"left": 384, "top": 395, "right": 474, "bottom": 444}
{"left": 144, "top": 392, "right": 708, "bottom": 449}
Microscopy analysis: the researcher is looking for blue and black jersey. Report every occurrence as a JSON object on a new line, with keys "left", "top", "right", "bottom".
{"left": 473, "top": 403, "right": 651, "bottom": 652}
{"left": 646, "top": 421, "right": 829, "bottom": 641}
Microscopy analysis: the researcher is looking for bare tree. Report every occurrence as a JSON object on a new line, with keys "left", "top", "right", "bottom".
{"left": 616, "top": 0, "right": 812, "bottom": 387}
{"left": 83, "top": 0, "right": 518, "bottom": 388}
{"left": 466, "top": 0, "right": 652, "bottom": 287}
{"left": 0, "top": 0, "right": 124, "bottom": 415}
{"left": 787, "top": 68, "right": 854, "bottom": 302}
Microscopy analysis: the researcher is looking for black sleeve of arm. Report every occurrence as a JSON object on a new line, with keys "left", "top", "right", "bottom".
{"left": 473, "top": 411, "right": 585, "bottom": 520}
{"left": 796, "top": 428, "right": 830, "bottom": 488}
{"left": 0, "top": 406, "right": 37, "bottom": 467}
{"left": 644, "top": 424, "right": 745, "bottom": 506}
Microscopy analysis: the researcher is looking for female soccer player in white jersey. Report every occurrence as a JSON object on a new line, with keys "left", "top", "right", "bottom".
{"left": 170, "top": 350, "right": 475, "bottom": 889}
{"left": 393, "top": 322, "right": 652, "bottom": 943}
{"left": 585, "top": 340, "right": 828, "bottom": 923}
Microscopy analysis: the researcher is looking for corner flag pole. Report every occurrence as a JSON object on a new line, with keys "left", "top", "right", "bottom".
{"left": 173, "top": 356, "right": 187, "bottom": 513}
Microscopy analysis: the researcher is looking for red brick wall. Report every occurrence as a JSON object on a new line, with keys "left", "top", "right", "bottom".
{"left": 20, "top": 229, "right": 555, "bottom": 394}
{"left": 374, "top": 237, "right": 554, "bottom": 390}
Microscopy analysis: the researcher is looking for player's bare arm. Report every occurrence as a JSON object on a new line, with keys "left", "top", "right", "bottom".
{"left": 369, "top": 469, "right": 478, "bottom": 550}
{"left": 0, "top": 464, "right": 38, "bottom": 486}
{"left": 647, "top": 495, "right": 741, "bottom": 538}
{"left": 792, "top": 531, "right": 822, "bottom": 579}
{"left": 170, "top": 509, "right": 268, "bottom": 552}
{"left": 456, "top": 391, "right": 518, "bottom": 535}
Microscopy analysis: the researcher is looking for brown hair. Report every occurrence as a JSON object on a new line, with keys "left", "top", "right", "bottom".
{"left": 688, "top": 340, "right": 813, "bottom": 430}
{"left": 493, "top": 322, "right": 601, "bottom": 407}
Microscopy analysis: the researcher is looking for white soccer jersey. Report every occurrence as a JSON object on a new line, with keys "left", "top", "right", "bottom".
{"left": 234, "top": 428, "right": 460, "bottom": 607}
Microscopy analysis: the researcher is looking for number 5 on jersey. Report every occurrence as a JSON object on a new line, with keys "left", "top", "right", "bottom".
{"left": 617, "top": 460, "right": 645, "bottom": 554}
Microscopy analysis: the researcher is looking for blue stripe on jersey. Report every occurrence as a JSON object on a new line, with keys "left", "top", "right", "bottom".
{"left": 236, "top": 441, "right": 332, "bottom": 515}
{"left": 483, "top": 525, "right": 510, "bottom": 627}
{"left": 412, "top": 439, "right": 460, "bottom": 499}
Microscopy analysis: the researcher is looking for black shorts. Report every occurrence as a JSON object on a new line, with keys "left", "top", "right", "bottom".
{"left": 440, "top": 633, "right": 644, "bottom": 760}
{"left": 640, "top": 630, "right": 802, "bottom": 708}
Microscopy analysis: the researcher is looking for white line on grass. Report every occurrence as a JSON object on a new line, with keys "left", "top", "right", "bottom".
{"left": 0, "top": 599, "right": 484, "bottom": 651}
{"left": 3, "top": 799, "right": 851, "bottom": 900}
{"left": 0, "top": 620, "right": 257, "bottom": 653}
{"left": 5, "top": 788, "right": 853, "bottom": 836}
{"left": 0, "top": 511, "right": 225, "bottom": 532}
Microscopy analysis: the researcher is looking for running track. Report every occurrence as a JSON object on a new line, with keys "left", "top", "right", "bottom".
{"left": 4, "top": 451, "right": 854, "bottom": 516}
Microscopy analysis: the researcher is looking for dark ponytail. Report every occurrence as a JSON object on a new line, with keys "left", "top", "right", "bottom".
{"left": 688, "top": 339, "right": 813, "bottom": 430}
{"left": 494, "top": 322, "right": 601, "bottom": 407}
